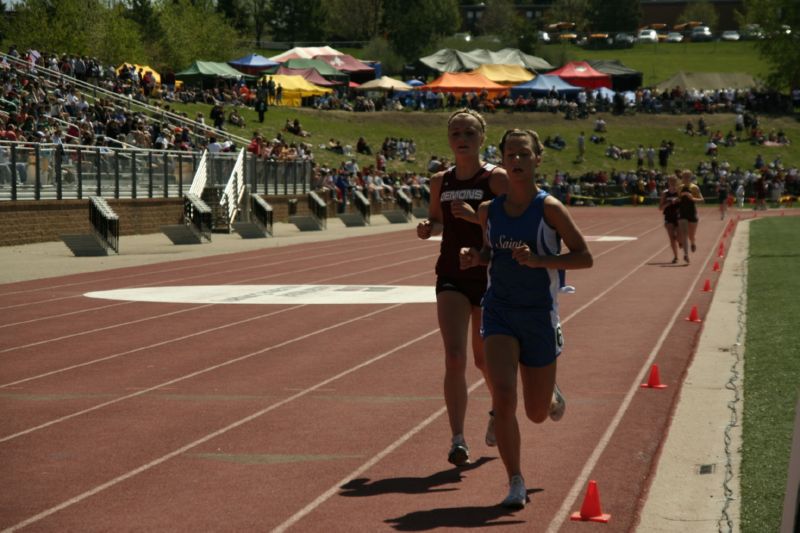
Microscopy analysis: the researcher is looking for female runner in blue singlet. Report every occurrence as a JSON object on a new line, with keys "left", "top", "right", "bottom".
{"left": 417, "top": 109, "right": 508, "bottom": 467}
{"left": 460, "top": 129, "right": 593, "bottom": 509}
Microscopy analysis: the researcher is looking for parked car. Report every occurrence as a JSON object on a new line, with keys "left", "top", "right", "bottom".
{"left": 537, "top": 30, "right": 551, "bottom": 44}
{"left": 614, "top": 32, "right": 636, "bottom": 47}
{"left": 741, "top": 24, "right": 765, "bottom": 40}
{"left": 666, "top": 32, "right": 684, "bottom": 43}
{"left": 720, "top": 30, "right": 740, "bottom": 41}
{"left": 637, "top": 29, "right": 658, "bottom": 43}
{"left": 690, "top": 26, "right": 714, "bottom": 42}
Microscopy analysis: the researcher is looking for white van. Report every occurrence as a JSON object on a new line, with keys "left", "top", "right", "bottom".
{"left": 637, "top": 29, "right": 658, "bottom": 43}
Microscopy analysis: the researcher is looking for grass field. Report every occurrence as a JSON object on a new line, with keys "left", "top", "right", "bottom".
{"left": 173, "top": 102, "right": 800, "bottom": 182}
{"left": 741, "top": 217, "right": 800, "bottom": 532}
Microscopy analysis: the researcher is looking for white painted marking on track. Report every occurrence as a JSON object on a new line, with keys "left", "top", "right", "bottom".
{"left": 585, "top": 235, "right": 637, "bottom": 242}
{"left": 85, "top": 285, "right": 437, "bottom": 305}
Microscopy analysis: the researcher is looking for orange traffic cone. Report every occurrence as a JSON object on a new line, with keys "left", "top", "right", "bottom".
{"left": 712, "top": 261, "right": 721, "bottom": 272}
{"left": 641, "top": 364, "right": 668, "bottom": 389}
{"left": 702, "top": 279, "right": 712, "bottom": 292}
{"left": 686, "top": 305, "right": 702, "bottom": 323}
{"left": 570, "top": 480, "right": 611, "bottom": 523}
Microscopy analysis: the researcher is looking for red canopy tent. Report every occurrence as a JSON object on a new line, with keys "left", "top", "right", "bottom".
{"left": 419, "top": 71, "right": 509, "bottom": 96}
{"left": 275, "top": 66, "right": 340, "bottom": 87}
{"left": 547, "top": 61, "right": 611, "bottom": 89}
{"left": 314, "top": 54, "right": 374, "bottom": 79}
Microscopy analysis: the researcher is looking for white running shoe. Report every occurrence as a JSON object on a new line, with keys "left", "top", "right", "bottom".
{"left": 485, "top": 411, "right": 497, "bottom": 447}
{"left": 549, "top": 383, "right": 566, "bottom": 422}
{"left": 448, "top": 441, "right": 470, "bottom": 466}
{"left": 501, "top": 474, "right": 527, "bottom": 510}
{"left": 559, "top": 285, "right": 576, "bottom": 294}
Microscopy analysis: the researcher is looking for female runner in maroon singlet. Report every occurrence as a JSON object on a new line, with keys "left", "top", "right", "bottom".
{"left": 417, "top": 108, "right": 508, "bottom": 466}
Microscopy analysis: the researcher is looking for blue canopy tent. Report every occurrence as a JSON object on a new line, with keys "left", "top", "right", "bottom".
{"left": 228, "top": 53, "right": 279, "bottom": 75}
{"left": 510, "top": 74, "right": 582, "bottom": 98}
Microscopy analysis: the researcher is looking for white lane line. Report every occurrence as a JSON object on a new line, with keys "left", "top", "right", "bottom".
{"left": 545, "top": 230, "right": 723, "bottom": 532}
{"left": 0, "top": 328, "right": 440, "bottom": 533}
{"left": 0, "top": 249, "right": 437, "bottom": 354}
{"left": 0, "top": 304, "right": 404, "bottom": 443}
{"left": 271, "top": 234, "right": 672, "bottom": 531}
{"left": 0, "top": 232, "right": 403, "bottom": 298}
{"left": 0, "top": 235, "right": 426, "bottom": 310}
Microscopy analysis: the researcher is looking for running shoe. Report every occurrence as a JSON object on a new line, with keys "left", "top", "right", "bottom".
{"left": 448, "top": 441, "right": 470, "bottom": 466}
{"left": 549, "top": 383, "right": 566, "bottom": 422}
{"left": 485, "top": 411, "right": 497, "bottom": 447}
{"left": 684, "top": 254, "right": 690, "bottom": 263}
{"left": 691, "top": 243, "right": 696, "bottom": 252}
{"left": 501, "top": 474, "right": 527, "bottom": 510}
{"left": 671, "top": 257, "right": 678, "bottom": 264}
{"left": 559, "top": 285, "right": 576, "bottom": 294}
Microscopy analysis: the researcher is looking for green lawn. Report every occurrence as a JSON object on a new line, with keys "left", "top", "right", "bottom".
{"left": 741, "top": 217, "right": 800, "bottom": 532}
{"left": 173, "top": 102, "right": 800, "bottom": 182}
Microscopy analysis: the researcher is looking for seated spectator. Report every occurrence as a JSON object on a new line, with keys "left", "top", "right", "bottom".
{"left": 228, "top": 109, "right": 246, "bottom": 128}
{"left": 544, "top": 135, "right": 566, "bottom": 151}
{"left": 685, "top": 121, "right": 695, "bottom": 136}
{"left": 705, "top": 139, "right": 718, "bottom": 156}
{"left": 284, "top": 118, "right": 310, "bottom": 137}
{"left": 356, "top": 136, "right": 372, "bottom": 155}
{"left": 326, "top": 138, "right": 344, "bottom": 154}
{"left": 594, "top": 117, "right": 607, "bottom": 132}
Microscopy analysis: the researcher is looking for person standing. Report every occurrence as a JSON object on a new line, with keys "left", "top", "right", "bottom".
{"left": 576, "top": 131, "right": 585, "bottom": 163}
{"left": 677, "top": 169, "right": 704, "bottom": 263}
{"left": 417, "top": 108, "right": 508, "bottom": 466}
{"left": 659, "top": 175, "right": 681, "bottom": 263}
{"left": 717, "top": 174, "right": 730, "bottom": 219}
{"left": 459, "top": 128, "right": 593, "bottom": 508}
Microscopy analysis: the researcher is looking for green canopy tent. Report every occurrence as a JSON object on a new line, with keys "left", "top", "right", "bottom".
{"left": 175, "top": 61, "right": 256, "bottom": 88}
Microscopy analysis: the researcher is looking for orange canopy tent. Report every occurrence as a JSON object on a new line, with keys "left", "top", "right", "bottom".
{"left": 419, "top": 71, "right": 509, "bottom": 96}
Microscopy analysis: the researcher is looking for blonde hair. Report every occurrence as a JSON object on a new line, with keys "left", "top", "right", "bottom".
{"left": 447, "top": 108, "right": 486, "bottom": 133}
{"left": 499, "top": 128, "right": 544, "bottom": 157}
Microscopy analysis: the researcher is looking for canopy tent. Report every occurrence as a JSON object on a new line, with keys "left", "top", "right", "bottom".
{"left": 419, "top": 71, "right": 509, "bottom": 96}
{"left": 470, "top": 64, "right": 534, "bottom": 85}
{"left": 547, "top": 61, "right": 611, "bottom": 89}
{"left": 175, "top": 61, "right": 254, "bottom": 86}
{"left": 587, "top": 60, "right": 642, "bottom": 92}
{"left": 274, "top": 66, "right": 339, "bottom": 87}
{"left": 356, "top": 76, "right": 413, "bottom": 91}
{"left": 228, "top": 53, "right": 279, "bottom": 75}
{"left": 259, "top": 74, "right": 332, "bottom": 106}
{"left": 314, "top": 54, "right": 375, "bottom": 82}
{"left": 280, "top": 58, "right": 349, "bottom": 83}
{"left": 406, "top": 79, "right": 424, "bottom": 87}
{"left": 510, "top": 74, "right": 583, "bottom": 98}
{"left": 654, "top": 71, "right": 759, "bottom": 91}
{"left": 116, "top": 63, "right": 160, "bottom": 84}
{"left": 419, "top": 48, "right": 553, "bottom": 73}
{"left": 270, "top": 46, "right": 343, "bottom": 62}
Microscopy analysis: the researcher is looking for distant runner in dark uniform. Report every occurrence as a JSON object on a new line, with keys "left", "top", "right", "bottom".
{"left": 659, "top": 175, "right": 681, "bottom": 264}
{"left": 417, "top": 108, "right": 508, "bottom": 466}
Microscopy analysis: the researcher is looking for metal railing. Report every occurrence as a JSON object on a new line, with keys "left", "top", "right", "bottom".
{"left": 352, "top": 190, "right": 371, "bottom": 224}
{"left": 307, "top": 191, "right": 328, "bottom": 229}
{"left": 251, "top": 194, "right": 274, "bottom": 236}
{"left": 0, "top": 142, "right": 312, "bottom": 201}
{"left": 220, "top": 149, "right": 246, "bottom": 226}
{"left": 184, "top": 193, "right": 212, "bottom": 241}
{"left": 89, "top": 196, "right": 119, "bottom": 253}
{"left": 394, "top": 189, "right": 413, "bottom": 220}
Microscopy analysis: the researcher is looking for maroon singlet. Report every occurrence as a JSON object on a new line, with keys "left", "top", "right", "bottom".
{"left": 436, "top": 163, "right": 498, "bottom": 280}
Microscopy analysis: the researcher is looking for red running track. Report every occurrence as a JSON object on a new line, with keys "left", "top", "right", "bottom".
{"left": 0, "top": 207, "right": 735, "bottom": 532}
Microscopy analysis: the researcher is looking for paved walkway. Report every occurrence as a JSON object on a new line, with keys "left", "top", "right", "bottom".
{"left": 0, "top": 216, "right": 747, "bottom": 531}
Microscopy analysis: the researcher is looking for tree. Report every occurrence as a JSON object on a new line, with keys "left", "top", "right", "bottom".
{"left": 248, "top": 0, "right": 270, "bottom": 47}
{"left": 216, "top": 0, "right": 251, "bottom": 34}
{"left": 154, "top": 0, "right": 240, "bottom": 70}
{"left": 383, "top": 0, "right": 460, "bottom": 62}
{"left": 545, "top": 0, "right": 591, "bottom": 34}
{"left": 324, "top": 0, "right": 382, "bottom": 41}
{"left": 742, "top": 0, "right": 800, "bottom": 89}
{"left": 478, "top": 0, "right": 517, "bottom": 41}
{"left": 677, "top": 0, "right": 718, "bottom": 31}
{"left": 588, "top": 0, "right": 640, "bottom": 32}
{"left": 265, "top": 0, "right": 327, "bottom": 45}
